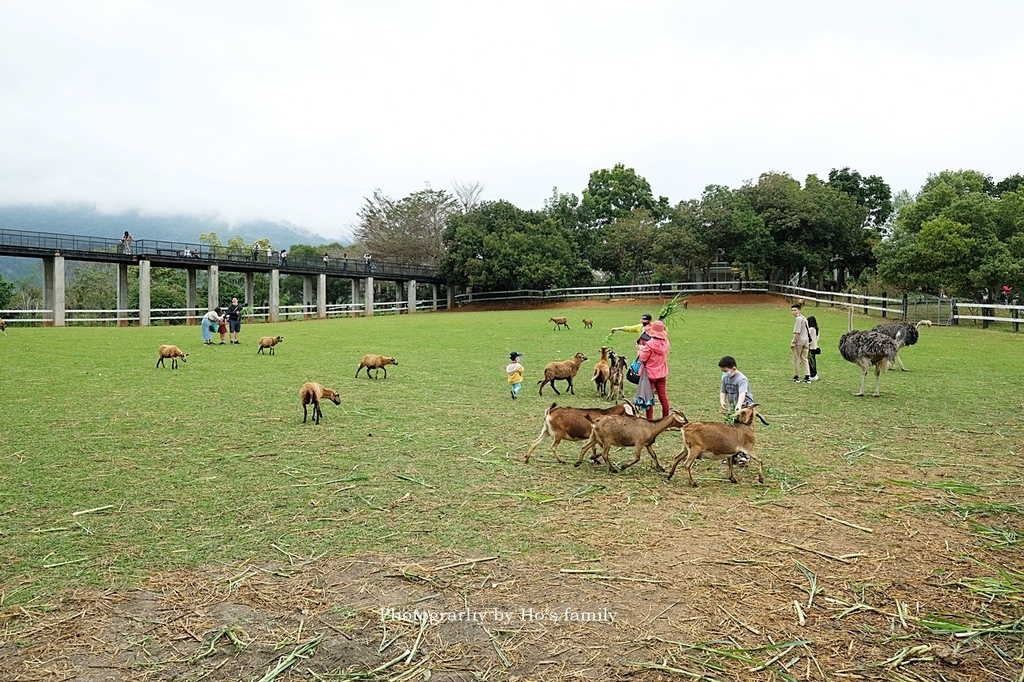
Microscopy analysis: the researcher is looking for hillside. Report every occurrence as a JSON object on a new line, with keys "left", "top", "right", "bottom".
{"left": 0, "top": 204, "right": 345, "bottom": 281}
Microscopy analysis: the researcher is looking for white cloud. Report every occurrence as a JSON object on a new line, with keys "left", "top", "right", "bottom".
{"left": 1, "top": 0, "right": 1022, "bottom": 240}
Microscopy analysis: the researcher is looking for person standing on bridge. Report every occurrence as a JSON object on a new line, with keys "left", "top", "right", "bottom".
{"left": 251, "top": 243, "right": 260, "bottom": 262}
{"left": 323, "top": 253, "right": 329, "bottom": 268}
{"left": 280, "top": 249, "right": 288, "bottom": 266}
{"left": 121, "top": 231, "right": 133, "bottom": 255}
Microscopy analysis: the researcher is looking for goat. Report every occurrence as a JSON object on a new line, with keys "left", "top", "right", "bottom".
{"left": 356, "top": 354, "right": 399, "bottom": 379}
{"left": 156, "top": 344, "right": 187, "bottom": 369}
{"left": 0, "top": 318, "right": 7, "bottom": 335}
{"left": 580, "top": 409, "right": 689, "bottom": 473}
{"left": 549, "top": 317, "right": 570, "bottom": 331}
{"left": 667, "top": 405, "right": 768, "bottom": 487}
{"left": 839, "top": 330, "right": 899, "bottom": 397}
{"left": 608, "top": 352, "right": 626, "bottom": 402}
{"left": 591, "top": 346, "right": 610, "bottom": 397}
{"left": 582, "top": 319, "right": 594, "bottom": 329}
{"left": 257, "top": 335, "right": 283, "bottom": 355}
{"left": 871, "top": 320, "right": 932, "bottom": 371}
{"left": 524, "top": 401, "right": 640, "bottom": 464}
{"left": 300, "top": 382, "right": 341, "bottom": 424}
{"left": 538, "top": 352, "right": 588, "bottom": 395}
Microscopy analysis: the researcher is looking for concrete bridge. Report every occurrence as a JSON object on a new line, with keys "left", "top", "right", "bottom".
{"left": 0, "top": 227, "right": 447, "bottom": 326}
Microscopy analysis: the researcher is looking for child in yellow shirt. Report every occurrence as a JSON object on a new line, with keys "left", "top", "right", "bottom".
{"left": 506, "top": 352, "right": 524, "bottom": 400}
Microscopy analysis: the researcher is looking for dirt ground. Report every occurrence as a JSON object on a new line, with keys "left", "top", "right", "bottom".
{"left": 2, "top": 292, "right": 1019, "bottom": 680}
{"left": 0, "top": 496, "right": 1015, "bottom": 681}
{"left": 455, "top": 292, "right": 787, "bottom": 313}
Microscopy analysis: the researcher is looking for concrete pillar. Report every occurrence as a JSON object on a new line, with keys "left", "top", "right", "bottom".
{"left": 350, "top": 279, "right": 359, "bottom": 317}
{"left": 447, "top": 286, "right": 454, "bottom": 310}
{"left": 117, "top": 263, "right": 130, "bottom": 327}
{"left": 186, "top": 268, "right": 198, "bottom": 323}
{"left": 317, "top": 273, "right": 327, "bottom": 319}
{"left": 43, "top": 254, "right": 66, "bottom": 327}
{"left": 407, "top": 279, "right": 417, "bottom": 314}
{"left": 138, "top": 259, "right": 151, "bottom": 326}
{"left": 432, "top": 283, "right": 438, "bottom": 311}
{"left": 302, "top": 275, "right": 313, "bottom": 320}
{"left": 364, "top": 276, "right": 374, "bottom": 317}
{"left": 207, "top": 265, "right": 220, "bottom": 310}
{"left": 244, "top": 272, "right": 255, "bottom": 308}
{"left": 269, "top": 269, "right": 280, "bottom": 322}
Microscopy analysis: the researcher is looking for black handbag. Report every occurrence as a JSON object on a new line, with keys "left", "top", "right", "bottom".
{"left": 626, "top": 357, "right": 642, "bottom": 384}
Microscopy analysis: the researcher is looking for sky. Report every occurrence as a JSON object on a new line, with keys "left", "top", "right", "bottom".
{"left": 2, "top": 1, "right": 1023, "bottom": 242}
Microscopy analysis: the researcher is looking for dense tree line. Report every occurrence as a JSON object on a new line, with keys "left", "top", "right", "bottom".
{"left": 3, "top": 166, "right": 1022, "bottom": 310}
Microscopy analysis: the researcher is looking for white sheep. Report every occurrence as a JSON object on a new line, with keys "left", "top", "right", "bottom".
{"left": 300, "top": 382, "right": 341, "bottom": 424}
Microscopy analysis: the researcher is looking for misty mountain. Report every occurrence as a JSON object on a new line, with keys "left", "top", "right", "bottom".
{"left": 0, "top": 204, "right": 343, "bottom": 281}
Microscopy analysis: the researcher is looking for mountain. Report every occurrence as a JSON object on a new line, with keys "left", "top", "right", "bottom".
{"left": 0, "top": 204, "right": 343, "bottom": 281}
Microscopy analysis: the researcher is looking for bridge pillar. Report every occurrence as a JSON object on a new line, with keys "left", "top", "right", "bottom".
{"left": 244, "top": 272, "right": 255, "bottom": 310}
{"left": 43, "top": 254, "right": 66, "bottom": 327}
{"left": 138, "top": 259, "right": 151, "bottom": 326}
{"left": 350, "top": 279, "right": 359, "bottom": 316}
{"left": 207, "top": 265, "right": 219, "bottom": 310}
{"left": 447, "top": 286, "right": 454, "bottom": 310}
{"left": 269, "top": 269, "right": 280, "bottom": 322}
{"left": 407, "top": 279, "right": 417, "bottom": 314}
{"left": 117, "top": 263, "right": 130, "bottom": 327}
{"left": 186, "top": 268, "right": 198, "bottom": 324}
{"left": 364, "top": 276, "right": 374, "bottom": 317}
{"left": 317, "top": 273, "right": 327, "bottom": 319}
{"left": 432, "top": 283, "right": 438, "bottom": 311}
{"left": 302, "top": 275, "right": 313, "bottom": 320}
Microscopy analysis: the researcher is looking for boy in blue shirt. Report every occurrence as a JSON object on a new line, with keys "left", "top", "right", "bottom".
{"left": 719, "top": 355, "right": 754, "bottom": 465}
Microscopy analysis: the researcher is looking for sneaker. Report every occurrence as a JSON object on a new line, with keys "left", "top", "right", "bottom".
{"left": 811, "top": 375, "right": 819, "bottom": 381}
{"left": 791, "top": 376, "right": 800, "bottom": 383}
{"left": 219, "top": 342, "right": 225, "bottom": 345}
{"left": 731, "top": 453, "right": 750, "bottom": 466}
{"left": 511, "top": 390, "right": 515, "bottom": 399}
{"left": 803, "top": 377, "right": 812, "bottom": 384}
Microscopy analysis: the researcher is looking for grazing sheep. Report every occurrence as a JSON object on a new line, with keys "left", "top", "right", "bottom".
{"left": 155, "top": 344, "right": 187, "bottom": 369}
{"left": 549, "top": 317, "right": 570, "bottom": 331}
{"left": 300, "top": 382, "right": 341, "bottom": 424}
{"left": 524, "top": 401, "right": 640, "bottom": 464}
{"left": 871, "top": 320, "right": 932, "bottom": 371}
{"left": 0, "top": 318, "right": 6, "bottom": 335}
{"left": 582, "top": 319, "right": 594, "bottom": 329}
{"left": 608, "top": 352, "right": 626, "bottom": 402}
{"left": 591, "top": 346, "right": 611, "bottom": 397}
{"left": 538, "top": 352, "right": 588, "bottom": 396}
{"left": 839, "top": 330, "right": 899, "bottom": 397}
{"left": 257, "top": 335, "right": 283, "bottom": 355}
{"left": 667, "top": 405, "right": 769, "bottom": 487}
{"left": 580, "top": 409, "right": 689, "bottom": 473}
{"left": 356, "top": 354, "right": 399, "bottom": 379}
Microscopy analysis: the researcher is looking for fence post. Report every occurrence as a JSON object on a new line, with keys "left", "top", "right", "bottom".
{"left": 902, "top": 292, "right": 908, "bottom": 321}
{"left": 1013, "top": 305, "right": 1019, "bottom": 333}
{"left": 951, "top": 298, "right": 959, "bottom": 326}
{"left": 881, "top": 292, "right": 887, "bottom": 318}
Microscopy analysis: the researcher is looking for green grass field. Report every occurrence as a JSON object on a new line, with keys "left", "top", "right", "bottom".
{"left": 2, "top": 300, "right": 1019, "bottom": 602}
{"left": 2, "top": 298, "right": 1022, "bottom": 679}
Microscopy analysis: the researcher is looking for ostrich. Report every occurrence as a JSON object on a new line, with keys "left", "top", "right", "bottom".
{"left": 838, "top": 330, "right": 900, "bottom": 397}
{"left": 871, "top": 320, "right": 932, "bottom": 371}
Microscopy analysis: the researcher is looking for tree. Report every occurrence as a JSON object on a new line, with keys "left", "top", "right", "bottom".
{"left": 451, "top": 180, "right": 485, "bottom": 213}
{"left": 438, "top": 200, "right": 590, "bottom": 291}
{"left": 579, "top": 163, "right": 670, "bottom": 229}
{"left": 353, "top": 188, "right": 458, "bottom": 265}
{"left": 0, "top": 274, "right": 14, "bottom": 309}
{"left": 827, "top": 167, "right": 893, "bottom": 230}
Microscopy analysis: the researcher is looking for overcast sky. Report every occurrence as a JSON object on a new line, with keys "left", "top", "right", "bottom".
{"left": 2, "top": 1, "right": 1022, "bottom": 242}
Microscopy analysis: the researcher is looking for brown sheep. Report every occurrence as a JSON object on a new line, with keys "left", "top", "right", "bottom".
{"left": 0, "top": 318, "right": 6, "bottom": 334}
{"left": 524, "top": 401, "right": 640, "bottom": 464}
{"left": 156, "top": 344, "right": 187, "bottom": 369}
{"left": 608, "top": 353, "right": 626, "bottom": 402}
{"left": 549, "top": 317, "right": 570, "bottom": 331}
{"left": 300, "top": 382, "right": 341, "bottom": 424}
{"left": 666, "top": 405, "right": 768, "bottom": 487}
{"left": 257, "top": 335, "right": 283, "bottom": 355}
{"left": 537, "top": 352, "right": 588, "bottom": 395}
{"left": 581, "top": 409, "right": 689, "bottom": 473}
{"left": 582, "top": 319, "right": 593, "bottom": 329}
{"left": 356, "top": 354, "right": 399, "bottom": 379}
{"left": 591, "top": 346, "right": 610, "bottom": 397}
